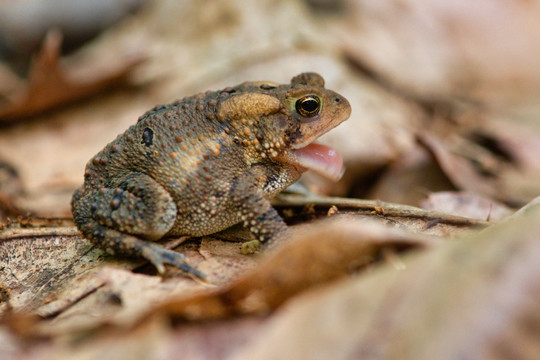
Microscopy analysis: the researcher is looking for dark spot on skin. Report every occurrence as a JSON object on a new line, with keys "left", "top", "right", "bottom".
{"left": 142, "top": 128, "right": 154, "bottom": 147}
{"left": 91, "top": 202, "right": 99, "bottom": 212}
{"left": 286, "top": 125, "right": 302, "bottom": 145}
{"left": 111, "top": 190, "right": 124, "bottom": 210}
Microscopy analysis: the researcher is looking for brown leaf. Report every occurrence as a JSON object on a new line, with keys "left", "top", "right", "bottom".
{"left": 334, "top": 0, "right": 540, "bottom": 110}
{"left": 231, "top": 198, "right": 540, "bottom": 360}
{"left": 0, "top": 29, "right": 144, "bottom": 123}
{"left": 51, "top": 316, "right": 171, "bottom": 360}
{"left": 151, "top": 215, "right": 441, "bottom": 322}
{"left": 420, "top": 191, "right": 513, "bottom": 221}
{"left": 367, "top": 145, "right": 456, "bottom": 206}
{"left": 0, "top": 194, "right": 488, "bottom": 339}
{"left": 419, "top": 131, "right": 540, "bottom": 205}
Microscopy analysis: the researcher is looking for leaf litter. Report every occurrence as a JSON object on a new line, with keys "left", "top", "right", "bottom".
{"left": 0, "top": 29, "right": 145, "bottom": 123}
{"left": 1, "top": 0, "right": 540, "bottom": 359}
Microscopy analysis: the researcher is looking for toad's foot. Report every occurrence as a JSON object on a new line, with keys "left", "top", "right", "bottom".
{"left": 241, "top": 240, "right": 261, "bottom": 255}
{"left": 141, "top": 242, "right": 207, "bottom": 279}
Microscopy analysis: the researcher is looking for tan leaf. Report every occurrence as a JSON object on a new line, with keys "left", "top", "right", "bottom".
{"left": 420, "top": 191, "right": 513, "bottom": 221}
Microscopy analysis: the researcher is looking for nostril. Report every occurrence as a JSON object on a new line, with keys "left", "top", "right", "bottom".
{"left": 334, "top": 97, "right": 341, "bottom": 103}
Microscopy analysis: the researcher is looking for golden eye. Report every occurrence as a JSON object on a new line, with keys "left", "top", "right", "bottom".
{"left": 295, "top": 95, "right": 321, "bottom": 118}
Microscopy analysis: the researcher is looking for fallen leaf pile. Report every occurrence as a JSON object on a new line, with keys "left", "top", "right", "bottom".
{"left": 1, "top": 0, "right": 540, "bottom": 359}
{"left": 0, "top": 30, "right": 145, "bottom": 124}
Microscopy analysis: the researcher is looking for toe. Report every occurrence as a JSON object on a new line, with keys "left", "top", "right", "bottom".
{"left": 241, "top": 240, "right": 261, "bottom": 255}
{"left": 142, "top": 243, "right": 207, "bottom": 279}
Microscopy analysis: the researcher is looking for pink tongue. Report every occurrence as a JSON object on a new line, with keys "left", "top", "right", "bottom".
{"left": 293, "top": 143, "right": 344, "bottom": 181}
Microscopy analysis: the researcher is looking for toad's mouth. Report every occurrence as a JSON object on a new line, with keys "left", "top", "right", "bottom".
{"left": 292, "top": 143, "right": 344, "bottom": 182}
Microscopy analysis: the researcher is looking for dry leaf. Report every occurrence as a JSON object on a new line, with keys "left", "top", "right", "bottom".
{"left": 334, "top": 0, "right": 540, "bottom": 111}
{"left": 0, "top": 160, "right": 26, "bottom": 220}
{"left": 420, "top": 191, "right": 513, "bottom": 221}
{"left": 151, "top": 215, "right": 441, "bottom": 322}
{"left": 232, "top": 198, "right": 540, "bottom": 360}
{"left": 0, "top": 227, "right": 109, "bottom": 314}
{"left": 367, "top": 145, "right": 455, "bottom": 205}
{"left": 0, "top": 0, "right": 145, "bottom": 71}
{"left": 419, "top": 131, "right": 540, "bottom": 205}
{"left": 2, "top": 1, "right": 539, "bottom": 359}
{"left": 0, "top": 195, "right": 487, "bottom": 335}
{"left": 0, "top": 29, "right": 144, "bottom": 123}
{"left": 0, "top": 228, "right": 256, "bottom": 331}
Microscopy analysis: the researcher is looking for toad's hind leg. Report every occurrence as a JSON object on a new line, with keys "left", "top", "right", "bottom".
{"left": 80, "top": 222, "right": 204, "bottom": 277}
{"left": 72, "top": 173, "right": 204, "bottom": 278}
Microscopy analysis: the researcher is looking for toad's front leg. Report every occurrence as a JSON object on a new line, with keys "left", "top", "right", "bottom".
{"left": 229, "top": 166, "right": 292, "bottom": 254}
{"left": 72, "top": 173, "right": 205, "bottom": 278}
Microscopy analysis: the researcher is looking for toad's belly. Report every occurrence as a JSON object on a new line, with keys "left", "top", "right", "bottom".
{"left": 166, "top": 200, "right": 242, "bottom": 237}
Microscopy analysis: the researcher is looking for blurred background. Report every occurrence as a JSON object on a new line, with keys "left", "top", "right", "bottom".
{"left": 1, "top": 0, "right": 540, "bottom": 220}
{"left": 2, "top": 2, "right": 540, "bottom": 359}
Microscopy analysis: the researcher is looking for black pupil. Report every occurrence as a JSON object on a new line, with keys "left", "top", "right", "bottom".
{"left": 301, "top": 98, "right": 318, "bottom": 113}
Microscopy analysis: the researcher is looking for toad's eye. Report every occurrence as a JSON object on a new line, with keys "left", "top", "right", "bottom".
{"left": 295, "top": 95, "right": 321, "bottom": 118}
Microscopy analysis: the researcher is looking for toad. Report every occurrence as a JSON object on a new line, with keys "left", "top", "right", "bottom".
{"left": 72, "top": 72, "right": 351, "bottom": 277}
